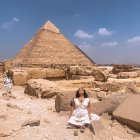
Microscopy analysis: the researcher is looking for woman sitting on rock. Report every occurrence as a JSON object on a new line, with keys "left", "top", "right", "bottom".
{"left": 68, "top": 88, "right": 100, "bottom": 132}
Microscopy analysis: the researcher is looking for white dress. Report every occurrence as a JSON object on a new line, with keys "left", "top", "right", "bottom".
{"left": 68, "top": 98, "right": 100, "bottom": 127}
{"left": 4, "top": 77, "right": 11, "bottom": 93}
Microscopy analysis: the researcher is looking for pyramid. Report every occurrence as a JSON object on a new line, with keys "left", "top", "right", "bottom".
{"left": 12, "top": 20, "right": 95, "bottom": 66}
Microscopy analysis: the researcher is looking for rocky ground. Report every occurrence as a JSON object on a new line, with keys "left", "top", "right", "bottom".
{"left": 0, "top": 83, "right": 140, "bottom": 140}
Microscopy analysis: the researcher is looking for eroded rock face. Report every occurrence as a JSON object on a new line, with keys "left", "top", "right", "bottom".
{"left": 66, "top": 66, "right": 94, "bottom": 79}
{"left": 90, "top": 120, "right": 105, "bottom": 138}
{"left": 7, "top": 68, "right": 29, "bottom": 86}
{"left": 28, "top": 68, "right": 46, "bottom": 79}
{"left": 93, "top": 69, "right": 109, "bottom": 82}
{"left": 46, "top": 68, "right": 65, "bottom": 79}
{"left": 113, "top": 95, "right": 140, "bottom": 132}
{"left": 93, "top": 79, "right": 135, "bottom": 92}
{"left": 66, "top": 66, "right": 111, "bottom": 80}
{"left": 91, "top": 93, "right": 130, "bottom": 115}
{"left": 112, "top": 64, "right": 133, "bottom": 74}
{"left": 117, "top": 72, "right": 139, "bottom": 79}
{"left": 55, "top": 91, "right": 76, "bottom": 112}
{"left": 69, "top": 66, "right": 93, "bottom": 76}
{"left": 0, "top": 62, "right": 4, "bottom": 73}
{"left": 12, "top": 70, "right": 28, "bottom": 86}
{"left": 13, "top": 72, "right": 28, "bottom": 86}
{"left": 24, "top": 79, "right": 59, "bottom": 98}
{"left": 125, "top": 83, "right": 140, "bottom": 94}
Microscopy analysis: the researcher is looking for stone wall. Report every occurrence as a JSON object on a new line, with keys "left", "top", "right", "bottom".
{"left": 10, "top": 68, "right": 66, "bottom": 86}
{"left": 112, "top": 64, "right": 133, "bottom": 74}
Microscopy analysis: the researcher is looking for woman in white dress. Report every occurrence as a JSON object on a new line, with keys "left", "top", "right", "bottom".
{"left": 4, "top": 74, "right": 12, "bottom": 94}
{"left": 68, "top": 88, "right": 100, "bottom": 132}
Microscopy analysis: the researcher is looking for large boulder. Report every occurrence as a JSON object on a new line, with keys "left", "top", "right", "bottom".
{"left": 90, "top": 120, "right": 105, "bottom": 138}
{"left": 125, "top": 82, "right": 140, "bottom": 94}
{"left": 66, "top": 66, "right": 112, "bottom": 80}
{"left": 112, "top": 64, "right": 133, "bottom": 74}
{"left": 68, "top": 66, "right": 93, "bottom": 76}
{"left": 117, "top": 72, "right": 139, "bottom": 79}
{"left": 6, "top": 68, "right": 29, "bottom": 86}
{"left": 12, "top": 70, "right": 28, "bottom": 86}
{"left": 113, "top": 95, "right": 140, "bottom": 132}
{"left": 91, "top": 93, "right": 130, "bottom": 115}
{"left": 46, "top": 68, "right": 65, "bottom": 79}
{"left": 28, "top": 68, "right": 46, "bottom": 79}
{"left": 55, "top": 91, "right": 98, "bottom": 112}
{"left": 55, "top": 91, "right": 76, "bottom": 112}
{"left": 25, "top": 79, "right": 59, "bottom": 98}
{"left": 66, "top": 66, "right": 94, "bottom": 79}
{"left": 93, "top": 69, "right": 109, "bottom": 82}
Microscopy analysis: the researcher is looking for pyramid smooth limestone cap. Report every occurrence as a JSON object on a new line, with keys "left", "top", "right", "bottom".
{"left": 42, "top": 20, "right": 60, "bottom": 33}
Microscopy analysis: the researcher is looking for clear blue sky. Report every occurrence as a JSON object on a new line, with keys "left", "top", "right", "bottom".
{"left": 0, "top": 0, "right": 140, "bottom": 64}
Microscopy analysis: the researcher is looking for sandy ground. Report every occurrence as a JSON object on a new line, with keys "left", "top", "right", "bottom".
{"left": 0, "top": 84, "right": 140, "bottom": 140}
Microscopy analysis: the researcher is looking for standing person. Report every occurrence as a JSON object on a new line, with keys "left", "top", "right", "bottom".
{"left": 68, "top": 88, "right": 100, "bottom": 133}
{"left": 4, "top": 74, "right": 12, "bottom": 94}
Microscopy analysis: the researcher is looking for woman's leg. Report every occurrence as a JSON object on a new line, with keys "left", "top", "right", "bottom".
{"left": 9, "top": 84, "right": 11, "bottom": 93}
{"left": 7, "top": 84, "right": 11, "bottom": 93}
{"left": 6, "top": 84, "right": 9, "bottom": 93}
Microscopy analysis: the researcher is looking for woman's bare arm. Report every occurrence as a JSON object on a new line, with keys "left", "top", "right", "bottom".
{"left": 69, "top": 100, "right": 75, "bottom": 118}
{"left": 88, "top": 101, "right": 91, "bottom": 120}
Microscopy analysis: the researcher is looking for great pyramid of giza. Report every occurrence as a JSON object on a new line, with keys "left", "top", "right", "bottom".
{"left": 12, "top": 20, "right": 95, "bottom": 66}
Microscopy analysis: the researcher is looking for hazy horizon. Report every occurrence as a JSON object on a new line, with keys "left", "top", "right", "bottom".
{"left": 0, "top": 0, "right": 140, "bottom": 64}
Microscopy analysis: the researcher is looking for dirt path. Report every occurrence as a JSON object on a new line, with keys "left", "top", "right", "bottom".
{"left": 0, "top": 86, "right": 93, "bottom": 140}
{"left": 0, "top": 85, "right": 140, "bottom": 140}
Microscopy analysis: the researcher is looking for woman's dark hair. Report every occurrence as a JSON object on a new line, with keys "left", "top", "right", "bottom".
{"left": 76, "top": 88, "right": 88, "bottom": 98}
